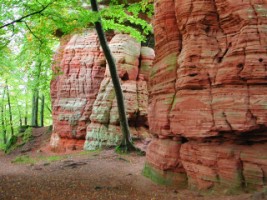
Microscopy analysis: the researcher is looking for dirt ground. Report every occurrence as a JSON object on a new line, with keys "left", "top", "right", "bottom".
{"left": 0, "top": 128, "right": 255, "bottom": 200}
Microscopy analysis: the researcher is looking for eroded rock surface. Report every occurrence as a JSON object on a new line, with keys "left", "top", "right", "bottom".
{"left": 146, "top": 0, "right": 267, "bottom": 190}
{"left": 84, "top": 35, "right": 154, "bottom": 150}
{"left": 50, "top": 31, "right": 154, "bottom": 152}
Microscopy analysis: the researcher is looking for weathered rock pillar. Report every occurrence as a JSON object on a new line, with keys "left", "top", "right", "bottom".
{"left": 50, "top": 30, "right": 154, "bottom": 152}
{"left": 146, "top": 0, "right": 267, "bottom": 191}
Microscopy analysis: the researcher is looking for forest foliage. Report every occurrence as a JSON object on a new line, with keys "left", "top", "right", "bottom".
{"left": 0, "top": 0, "right": 153, "bottom": 151}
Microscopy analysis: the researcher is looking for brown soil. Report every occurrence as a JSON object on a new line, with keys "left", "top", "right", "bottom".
{"left": 0, "top": 128, "right": 254, "bottom": 200}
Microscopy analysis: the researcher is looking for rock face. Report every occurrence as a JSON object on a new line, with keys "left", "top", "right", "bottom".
{"left": 84, "top": 35, "right": 154, "bottom": 150}
{"left": 50, "top": 30, "right": 154, "bottom": 152}
{"left": 50, "top": 31, "right": 106, "bottom": 151}
{"left": 145, "top": 0, "right": 267, "bottom": 191}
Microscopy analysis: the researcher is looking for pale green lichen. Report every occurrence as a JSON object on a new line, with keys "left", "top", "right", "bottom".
{"left": 58, "top": 98, "right": 87, "bottom": 111}
{"left": 84, "top": 124, "right": 121, "bottom": 150}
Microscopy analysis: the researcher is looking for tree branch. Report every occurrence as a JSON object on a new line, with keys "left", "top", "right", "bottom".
{"left": 0, "top": 1, "right": 54, "bottom": 29}
{"left": 23, "top": 21, "right": 42, "bottom": 42}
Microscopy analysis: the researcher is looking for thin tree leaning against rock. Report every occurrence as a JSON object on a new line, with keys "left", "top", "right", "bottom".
{"left": 90, "top": 0, "right": 143, "bottom": 153}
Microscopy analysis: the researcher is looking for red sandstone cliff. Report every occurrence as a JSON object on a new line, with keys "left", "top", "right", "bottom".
{"left": 50, "top": 30, "right": 154, "bottom": 151}
{"left": 145, "top": 0, "right": 267, "bottom": 191}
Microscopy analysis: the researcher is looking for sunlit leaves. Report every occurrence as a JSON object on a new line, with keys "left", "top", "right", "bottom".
{"left": 99, "top": 2, "right": 153, "bottom": 42}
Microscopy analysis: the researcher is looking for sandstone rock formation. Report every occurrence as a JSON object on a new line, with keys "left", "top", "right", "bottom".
{"left": 84, "top": 35, "right": 154, "bottom": 150}
{"left": 50, "top": 31, "right": 106, "bottom": 151}
{"left": 145, "top": 0, "right": 267, "bottom": 191}
{"left": 50, "top": 30, "right": 154, "bottom": 152}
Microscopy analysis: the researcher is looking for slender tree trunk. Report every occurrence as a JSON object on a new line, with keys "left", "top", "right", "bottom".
{"left": 6, "top": 82, "right": 14, "bottom": 137}
{"left": 4, "top": 105, "right": 8, "bottom": 142}
{"left": 1, "top": 87, "right": 7, "bottom": 144}
{"left": 31, "top": 61, "right": 42, "bottom": 127}
{"left": 31, "top": 91, "right": 35, "bottom": 126}
{"left": 35, "top": 90, "right": 39, "bottom": 126}
{"left": 24, "top": 99, "right": 28, "bottom": 125}
{"left": 18, "top": 109, "right": 22, "bottom": 126}
{"left": 90, "top": 0, "right": 136, "bottom": 152}
{"left": 40, "top": 94, "right": 44, "bottom": 127}
{"left": 31, "top": 89, "right": 39, "bottom": 127}
{"left": 15, "top": 99, "right": 22, "bottom": 127}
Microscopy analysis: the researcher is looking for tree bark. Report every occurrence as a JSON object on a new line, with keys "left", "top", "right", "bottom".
{"left": 31, "top": 90, "right": 39, "bottom": 127}
{"left": 31, "top": 92, "right": 35, "bottom": 126}
{"left": 6, "top": 81, "right": 14, "bottom": 137}
{"left": 90, "top": 0, "right": 136, "bottom": 152}
{"left": 1, "top": 87, "right": 7, "bottom": 144}
{"left": 24, "top": 99, "right": 28, "bottom": 126}
{"left": 40, "top": 94, "right": 44, "bottom": 127}
{"left": 15, "top": 99, "right": 22, "bottom": 127}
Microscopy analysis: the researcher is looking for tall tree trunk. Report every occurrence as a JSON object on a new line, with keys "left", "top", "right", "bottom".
{"left": 4, "top": 105, "right": 8, "bottom": 143}
{"left": 31, "top": 61, "right": 42, "bottom": 127}
{"left": 24, "top": 99, "right": 28, "bottom": 125}
{"left": 35, "top": 90, "right": 39, "bottom": 126}
{"left": 18, "top": 108, "right": 22, "bottom": 126}
{"left": 1, "top": 87, "right": 7, "bottom": 144}
{"left": 40, "top": 94, "right": 44, "bottom": 127}
{"left": 31, "top": 91, "right": 35, "bottom": 126}
{"left": 31, "top": 89, "right": 39, "bottom": 127}
{"left": 6, "top": 81, "right": 14, "bottom": 137}
{"left": 15, "top": 99, "right": 22, "bottom": 127}
{"left": 90, "top": 0, "right": 136, "bottom": 152}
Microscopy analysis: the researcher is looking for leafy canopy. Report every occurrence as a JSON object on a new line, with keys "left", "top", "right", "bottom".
{"left": 0, "top": 0, "right": 154, "bottom": 90}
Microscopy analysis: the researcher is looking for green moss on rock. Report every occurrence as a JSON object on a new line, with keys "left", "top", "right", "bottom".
{"left": 142, "top": 163, "right": 187, "bottom": 188}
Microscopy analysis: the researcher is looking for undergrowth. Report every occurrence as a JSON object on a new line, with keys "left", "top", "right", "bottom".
{"left": 12, "top": 155, "right": 35, "bottom": 164}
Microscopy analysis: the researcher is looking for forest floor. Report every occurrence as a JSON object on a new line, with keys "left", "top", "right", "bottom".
{"left": 0, "top": 127, "right": 255, "bottom": 200}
